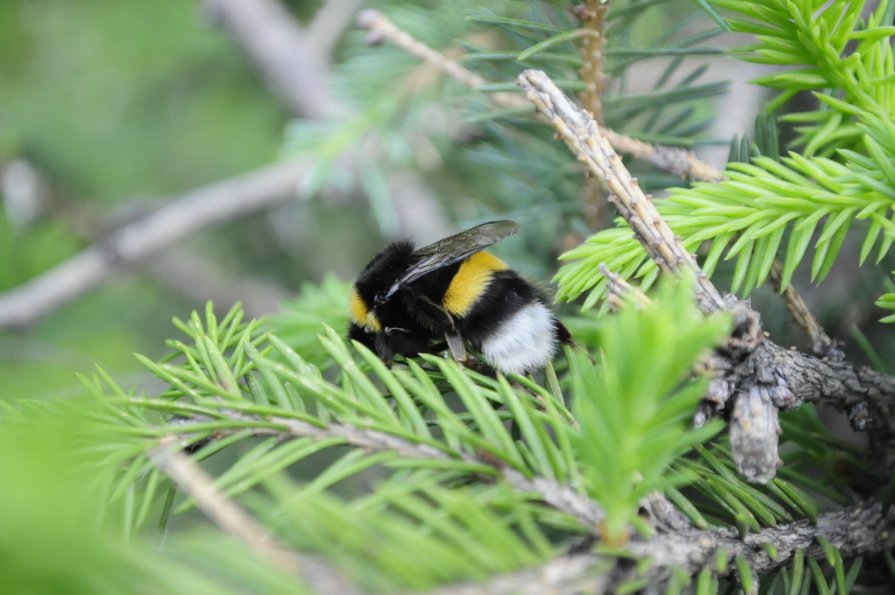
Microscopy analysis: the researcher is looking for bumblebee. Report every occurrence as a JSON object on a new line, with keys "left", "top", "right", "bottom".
{"left": 348, "top": 220, "right": 570, "bottom": 374}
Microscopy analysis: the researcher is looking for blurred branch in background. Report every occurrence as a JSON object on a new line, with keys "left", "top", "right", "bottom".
{"left": 307, "top": 0, "right": 366, "bottom": 59}
{"left": 148, "top": 251, "right": 288, "bottom": 317}
{"left": 149, "top": 435, "right": 360, "bottom": 595}
{"left": 201, "top": 0, "right": 339, "bottom": 119}
{"left": 356, "top": 9, "right": 725, "bottom": 184}
{"left": 0, "top": 0, "right": 454, "bottom": 329}
{"left": 0, "top": 161, "right": 306, "bottom": 330}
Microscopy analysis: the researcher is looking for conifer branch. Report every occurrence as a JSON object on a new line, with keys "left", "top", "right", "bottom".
{"left": 355, "top": 9, "right": 723, "bottom": 183}
{"left": 518, "top": 69, "right": 726, "bottom": 313}
{"left": 162, "top": 405, "right": 703, "bottom": 536}
{"left": 149, "top": 436, "right": 360, "bottom": 595}
{"left": 576, "top": 1, "right": 610, "bottom": 228}
{"left": 435, "top": 498, "right": 895, "bottom": 594}
{"left": 517, "top": 69, "right": 895, "bottom": 479}
{"left": 768, "top": 260, "right": 843, "bottom": 360}
{"left": 209, "top": 410, "right": 606, "bottom": 528}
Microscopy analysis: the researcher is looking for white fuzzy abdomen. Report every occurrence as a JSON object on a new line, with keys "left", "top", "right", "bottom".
{"left": 480, "top": 302, "right": 558, "bottom": 375}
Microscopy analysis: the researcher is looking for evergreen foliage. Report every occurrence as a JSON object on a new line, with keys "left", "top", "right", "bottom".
{"left": 556, "top": 0, "right": 895, "bottom": 311}
{"left": 2, "top": 0, "right": 894, "bottom": 593}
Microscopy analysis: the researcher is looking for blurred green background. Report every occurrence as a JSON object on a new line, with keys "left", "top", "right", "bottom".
{"left": 1, "top": 0, "right": 304, "bottom": 399}
{"left": 2, "top": 1, "right": 893, "bottom": 591}
{"left": 0, "top": 0, "right": 580, "bottom": 402}
{"left": 2, "top": 0, "right": 892, "bottom": 404}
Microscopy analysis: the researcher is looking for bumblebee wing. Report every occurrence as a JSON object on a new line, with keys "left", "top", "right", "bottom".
{"left": 377, "top": 220, "right": 518, "bottom": 303}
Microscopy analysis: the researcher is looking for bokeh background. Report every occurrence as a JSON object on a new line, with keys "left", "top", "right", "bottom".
{"left": 1, "top": 0, "right": 891, "bottom": 407}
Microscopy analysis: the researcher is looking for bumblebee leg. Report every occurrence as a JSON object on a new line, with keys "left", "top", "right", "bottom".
{"left": 374, "top": 333, "right": 396, "bottom": 367}
{"left": 402, "top": 288, "right": 468, "bottom": 356}
{"left": 445, "top": 332, "right": 467, "bottom": 363}
{"left": 556, "top": 320, "right": 574, "bottom": 345}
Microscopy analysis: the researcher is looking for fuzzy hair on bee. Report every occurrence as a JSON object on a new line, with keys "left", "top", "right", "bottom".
{"left": 348, "top": 221, "right": 571, "bottom": 375}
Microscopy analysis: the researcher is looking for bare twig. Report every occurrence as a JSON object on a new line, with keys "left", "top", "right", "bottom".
{"left": 231, "top": 412, "right": 606, "bottom": 529}
{"left": 576, "top": 1, "right": 610, "bottom": 228}
{"left": 356, "top": 9, "right": 723, "bottom": 183}
{"left": 202, "top": 0, "right": 339, "bottom": 118}
{"left": 435, "top": 498, "right": 895, "bottom": 594}
{"left": 601, "top": 128, "right": 725, "bottom": 183}
{"left": 768, "top": 260, "right": 843, "bottom": 360}
{"left": 149, "top": 436, "right": 360, "bottom": 595}
{"left": 518, "top": 69, "right": 895, "bottom": 477}
{"left": 308, "top": 0, "right": 366, "bottom": 59}
{"left": 356, "top": 9, "right": 514, "bottom": 102}
{"left": 518, "top": 69, "right": 726, "bottom": 313}
{"left": 598, "top": 263, "right": 651, "bottom": 310}
{"left": 0, "top": 161, "right": 307, "bottom": 330}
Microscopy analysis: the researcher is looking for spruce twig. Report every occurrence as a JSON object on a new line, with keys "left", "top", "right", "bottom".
{"left": 768, "top": 260, "right": 843, "bottom": 360}
{"left": 434, "top": 499, "right": 895, "bottom": 594}
{"left": 181, "top": 410, "right": 606, "bottom": 529}
{"left": 149, "top": 436, "right": 361, "bottom": 595}
{"left": 576, "top": 0, "right": 610, "bottom": 228}
{"left": 517, "top": 69, "right": 895, "bottom": 480}
{"left": 355, "top": 9, "right": 723, "bottom": 183}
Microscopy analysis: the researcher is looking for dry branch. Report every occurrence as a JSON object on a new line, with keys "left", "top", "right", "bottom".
{"left": 149, "top": 251, "right": 289, "bottom": 319}
{"left": 220, "top": 411, "right": 606, "bottom": 529}
{"left": 0, "top": 161, "right": 307, "bottom": 330}
{"left": 308, "top": 0, "right": 366, "bottom": 59}
{"left": 202, "top": 0, "right": 338, "bottom": 118}
{"left": 517, "top": 69, "right": 895, "bottom": 479}
{"left": 437, "top": 498, "right": 894, "bottom": 594}
{"left": 149, "top": 436, "right": 360, "bottom": 595}
{"left": 768, "top": 260, "right": 843, "bottom": 360}
{"left": 518, "top": 70, "right": 726, "bottom": 314}
{"left": 356, "top": 9, "right": 723, "bottom": 183}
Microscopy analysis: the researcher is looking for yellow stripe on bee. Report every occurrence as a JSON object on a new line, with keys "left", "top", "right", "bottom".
{"left": 349, "top": 287, "right": 381, "bottom": 332}
{"left": 442, "top": 251, "right": 508, "bottom": 317}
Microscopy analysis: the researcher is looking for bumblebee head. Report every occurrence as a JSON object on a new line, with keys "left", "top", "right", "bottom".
{"left": 349, "top": 240, "right": 416, "bottom": 332}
